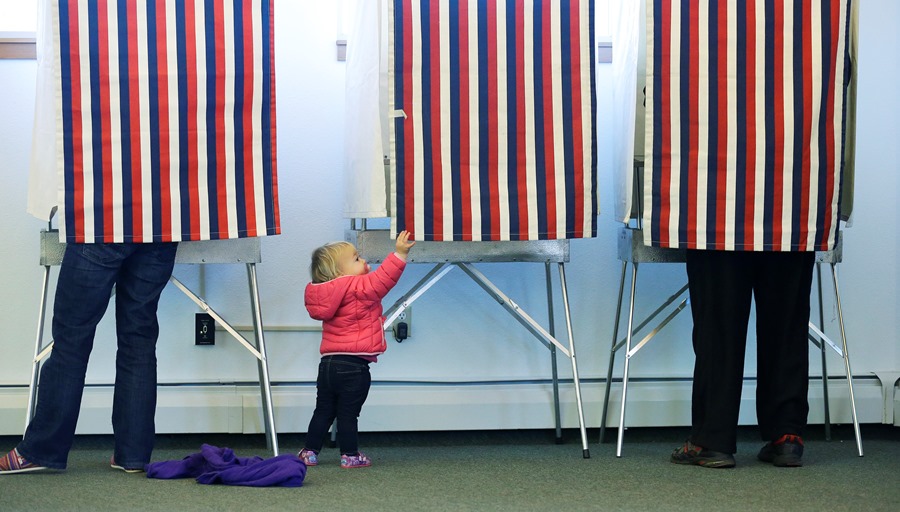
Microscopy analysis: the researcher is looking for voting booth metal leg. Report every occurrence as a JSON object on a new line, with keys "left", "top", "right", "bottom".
{"left": 456, "top": 263, "right": 590, "bottom": 458}
{"left": 830, "top": 263, "right": 863, "bottom": 457}
{"left": 615, "top": 263, "right": 639, "bottom": 458}
{"left": 599, "top": 261, "right": 628, "bottom": 444}
{"left": 808, "top": 233, "right": 862, "bottom": 455}
{"left": 25, "top": 265, "right": 52, "bottom": 432}
{"left": 601, "top": 257, "right": 689, "bottom": 456}
{"left": 545, "top": 263, "right": 563, "bottom": 443}
{"left": 816, "top": 264, "right": 832, "bottom": 440}
{"left": 807, "top": 262, "right": 863, "bottom": 457}
{"left": 247, "top": 263, "right": 279, "bottom": 455}
{"left": 556, "top": 263, "right": 590, "bottom": 458}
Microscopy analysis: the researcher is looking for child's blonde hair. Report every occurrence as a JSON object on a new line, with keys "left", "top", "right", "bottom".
{"left": 310, "top": 241, "right": 355, "bottom": 283}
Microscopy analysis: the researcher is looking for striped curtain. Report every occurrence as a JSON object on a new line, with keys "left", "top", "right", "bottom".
{"left": 389, "top": 0, "right": 597, "bottom": 241}
{"left": 54, "top": 0, "right": 279, "bottom": 243}
{"left": 643, "top": 0, "right": 852, "bottom": 252}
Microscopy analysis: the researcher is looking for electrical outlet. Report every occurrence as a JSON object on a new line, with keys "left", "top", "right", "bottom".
{"left": 195, "top": 313, "right": 215, "bottom": 345}
{"left": 396, "top": 306, "right": 411, "bottom": 337}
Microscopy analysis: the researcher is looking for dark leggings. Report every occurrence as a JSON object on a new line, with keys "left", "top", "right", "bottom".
{"left": 303, "top": 355, "right": 372, "bottom": 455}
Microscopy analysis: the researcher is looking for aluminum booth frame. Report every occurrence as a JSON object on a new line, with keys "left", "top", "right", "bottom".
{"left": 600, "top": 162, "right": 863, "bottom": 458}
{"left": 28, "top": 227, "right": 280, "bottom": 455}
{"left": 349, "top": 227, "right": 591, "bottom": 458}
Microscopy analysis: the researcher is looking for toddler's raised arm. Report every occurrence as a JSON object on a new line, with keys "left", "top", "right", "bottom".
{"left": 394, "top": 230, "right": 416, "bottom": 260}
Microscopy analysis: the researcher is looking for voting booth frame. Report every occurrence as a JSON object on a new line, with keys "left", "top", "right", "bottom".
{"left": 600, "top": 161, "right": 864, "bottom": 458}
{"left": 349, "top": 222, "right": 591, "bottom": 458}
{"left": 27, "top": 219, "right": 280, "bottom": 455}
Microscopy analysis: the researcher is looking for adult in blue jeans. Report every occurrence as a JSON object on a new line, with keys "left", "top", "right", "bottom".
{"left": 0, "top": 241, "right": 178, "bottom": 474}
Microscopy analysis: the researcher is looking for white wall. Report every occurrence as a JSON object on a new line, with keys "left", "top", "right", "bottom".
{"left": 0, "top": 0, "right": 897, "bottom": 437}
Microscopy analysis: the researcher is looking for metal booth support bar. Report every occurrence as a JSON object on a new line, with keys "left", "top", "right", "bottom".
{"left": 30, "top": 230, "right": 279, "bottom": 455}
{"left": 350, "top": 229, "right": 590, "bottom": 458}
{"left": 601, "top": 226, "right": 863, "bottom": 458}
{"left": 809, "top": 239, "right": 863, "bottom": 456}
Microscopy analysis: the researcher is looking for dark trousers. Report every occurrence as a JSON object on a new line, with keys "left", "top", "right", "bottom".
{"left": 686, "top": 249, "right": 815, "bottom": 454}
{"left": 19, "top": 242, "right": 178, "bottom": 469}
{"left": 304, "top": 355, "right": 372, "bottom": 455}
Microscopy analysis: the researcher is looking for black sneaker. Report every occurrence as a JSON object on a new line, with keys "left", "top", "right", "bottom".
{"left": 670, "top": 440, "right": 735, "bottom": 468}
{"left": 758, "top": 434, "right": 804, "bottom": 467}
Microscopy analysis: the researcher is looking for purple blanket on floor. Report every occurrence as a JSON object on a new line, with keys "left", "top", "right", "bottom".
{"left": 146, "top": 444, "right": 306, "bottom": 487}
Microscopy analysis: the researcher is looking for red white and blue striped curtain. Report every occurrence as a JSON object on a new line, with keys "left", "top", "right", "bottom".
{"left": 389, "top": 0, "right": 597, "bottom": 241}
{"left": 643, "top": 0, "right": 851, "bottom": 251}
{"left": 54, "top": 0, "right": 279, "bottom": 243}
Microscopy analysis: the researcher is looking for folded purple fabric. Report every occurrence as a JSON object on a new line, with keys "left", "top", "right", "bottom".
{"left": 146, "top": 444, "right": 306, "bottom": 487}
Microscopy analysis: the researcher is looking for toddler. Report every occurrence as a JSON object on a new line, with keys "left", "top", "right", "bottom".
{"left": 298, "top": 231, "right": 415, "bottom": 468}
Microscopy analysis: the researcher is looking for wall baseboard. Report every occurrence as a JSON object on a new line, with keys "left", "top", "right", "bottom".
{"left": 0, "top": 378, "right": 893, "bottom": 436}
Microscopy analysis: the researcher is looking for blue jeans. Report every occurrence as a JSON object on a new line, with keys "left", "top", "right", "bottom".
{"left": 304, "top": 355, "right": 372, "bottom": 455}
{"left": 18, "top": 242, "right": 178, "bottom": 470}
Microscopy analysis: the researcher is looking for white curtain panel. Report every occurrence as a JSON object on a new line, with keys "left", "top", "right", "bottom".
{"left": 610, "top": 0, "right": 641, "bottom": 223}
{"left": 342, "top": 0, "right": 389, "bottom": 219}
{"left": 27, "top": 0, "right": 57, "bottom": 222}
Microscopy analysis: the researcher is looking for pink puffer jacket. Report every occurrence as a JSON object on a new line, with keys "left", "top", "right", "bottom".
{"left": 304, "top": 252, "right": 406, "bottom": 357}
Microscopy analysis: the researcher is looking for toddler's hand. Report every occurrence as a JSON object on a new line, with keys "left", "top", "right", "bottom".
{"left": 395, "top": 230, "right": 416, "bottom": 256}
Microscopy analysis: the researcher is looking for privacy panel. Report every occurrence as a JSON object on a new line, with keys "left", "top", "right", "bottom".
{"left": 54, "top": 0, "right": 279, "bottom": 243}
{"left": 643, "top": 0, "right": 851, "bottom": 251}
{"left": 389, "top": 0, "right": 597, "bottom": 241}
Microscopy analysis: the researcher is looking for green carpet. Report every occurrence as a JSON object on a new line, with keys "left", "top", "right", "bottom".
{"left": 1, "top": 425, "right": 897, "bottom": 511}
